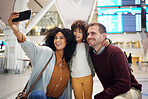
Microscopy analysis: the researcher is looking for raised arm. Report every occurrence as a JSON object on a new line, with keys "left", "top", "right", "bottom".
{"left": 8, "top": 12, "right": 23, "bottom": 41}
{"left": 8, "top": 12, "right": 39, "bottom": 65}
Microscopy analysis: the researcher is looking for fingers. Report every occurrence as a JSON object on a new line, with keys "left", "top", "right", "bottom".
{"left": 102, "top": 39, "right": 109, "bottom": 47}
{"left": 8, "top": 12, "right": 19, "bottom": 24}
{"left": 102, "top": 42, "right": 107, "bottom": 46}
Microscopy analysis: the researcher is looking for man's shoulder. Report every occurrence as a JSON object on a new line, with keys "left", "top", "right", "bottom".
{"left": 107, "top": 44, "right": 123, "bottom": 53}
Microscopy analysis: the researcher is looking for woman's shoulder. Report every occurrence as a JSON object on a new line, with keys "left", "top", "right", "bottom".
{"left": 39, "top": 45, "right": 53, "bottom": 52}
{"left": 37, "top": 46, "right": 55, "bottom": 60}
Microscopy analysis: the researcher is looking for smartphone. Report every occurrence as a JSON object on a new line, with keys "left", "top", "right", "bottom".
{"left": 12, "top": 10, "right": 32, "bottom": 22}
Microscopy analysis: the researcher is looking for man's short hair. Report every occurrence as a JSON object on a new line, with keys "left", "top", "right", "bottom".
{"left": 88, "top": 23, "right": 106, "bottom": 34}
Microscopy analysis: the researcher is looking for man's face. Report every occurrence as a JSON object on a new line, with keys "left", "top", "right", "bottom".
{"left": 87, "top": 25, "right": 106, "bottom": 51}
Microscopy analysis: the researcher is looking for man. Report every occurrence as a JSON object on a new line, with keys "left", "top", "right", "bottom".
{"left": 87, "top": 23, "right": 142, "bottom": 99}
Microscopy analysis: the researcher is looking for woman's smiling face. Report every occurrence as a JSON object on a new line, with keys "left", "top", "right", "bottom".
{"left": 54, "top": 32, "right": 66, "bottom": 51}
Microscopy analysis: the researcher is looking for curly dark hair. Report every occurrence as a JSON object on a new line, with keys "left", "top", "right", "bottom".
{"left": 71, "top": 20, "right": 88, "bottom": 42}
{"left": 44, "top": 27, "right": 76, "bottom": 62}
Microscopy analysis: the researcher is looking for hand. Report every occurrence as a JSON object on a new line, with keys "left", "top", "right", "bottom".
{"left": 102, "top": 39, "right": 110, "bottom": 47}
{"left": 8, "top": 12, "right": 20, "bottom": 33}
{"left": 8, "top": 12, "right": 23, "bottom": 41}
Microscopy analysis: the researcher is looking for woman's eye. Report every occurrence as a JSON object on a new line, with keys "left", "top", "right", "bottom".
{"left": 60, "top": 37, "right": 64, "bottom": 39}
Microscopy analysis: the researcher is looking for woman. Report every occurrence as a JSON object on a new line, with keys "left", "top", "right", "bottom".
{"left": 8, "top": 12, "right": 76, "bottom": 99}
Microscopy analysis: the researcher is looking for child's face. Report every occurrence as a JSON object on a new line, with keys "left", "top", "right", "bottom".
{"left": 73, "top": 28, "right": 83, "bottom": 43}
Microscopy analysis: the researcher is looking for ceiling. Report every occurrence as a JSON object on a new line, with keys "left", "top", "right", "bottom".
{"left": 0, "top": 0, "right": 15, "bottom": 25}
{"left": 0, "top": 0, "right": 57, "bottom": 25}
{"left": 0, "top": 0, "right": 58, "bottom": 33}
{"left": 28, "top": 0, "right": 57, "bottom": 12}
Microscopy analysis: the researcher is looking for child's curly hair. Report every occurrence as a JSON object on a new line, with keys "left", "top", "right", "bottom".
{"left": 71, "top": 20, "right": 88, "bottom": 42}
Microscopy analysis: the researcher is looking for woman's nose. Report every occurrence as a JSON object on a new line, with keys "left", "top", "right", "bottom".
{"left": 56, "top": 38, "right": 60, "bottom": 41}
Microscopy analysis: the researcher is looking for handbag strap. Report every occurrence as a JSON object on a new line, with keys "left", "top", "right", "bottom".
{"left": 25, "top": 53, "right": 53, "bottom": 97}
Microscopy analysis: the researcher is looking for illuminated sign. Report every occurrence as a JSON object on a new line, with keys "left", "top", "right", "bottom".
{"left": 97, "top": 8, "right": 142, "bottom": 33}
{"left": 97, "top": 0, "right": 141, "bottom": 7}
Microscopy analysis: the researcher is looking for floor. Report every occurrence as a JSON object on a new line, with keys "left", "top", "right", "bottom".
{"left": 0, "top": 63, "right": 148, "bottom": 99}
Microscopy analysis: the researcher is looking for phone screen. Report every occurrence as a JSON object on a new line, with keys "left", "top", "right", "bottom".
{"left": 12, "top": 10, "right": 32, "bottom": 22}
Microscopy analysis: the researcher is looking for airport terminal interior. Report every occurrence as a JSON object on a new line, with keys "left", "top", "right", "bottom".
{"left": 0, "top": 0, "right": 148, "bottom": 99}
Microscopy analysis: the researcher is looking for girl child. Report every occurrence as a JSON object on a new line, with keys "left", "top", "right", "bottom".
{"left": 69, "top": 20, "right": 109, "bottom": 99}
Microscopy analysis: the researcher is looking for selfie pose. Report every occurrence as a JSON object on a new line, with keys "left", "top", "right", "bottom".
{"left": 8, "top": 12, "right": 76, "bottom": 99}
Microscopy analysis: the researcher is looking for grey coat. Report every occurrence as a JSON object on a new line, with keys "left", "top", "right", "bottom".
{"left": 20, "top": 36, "right": 72, "bottom": 99}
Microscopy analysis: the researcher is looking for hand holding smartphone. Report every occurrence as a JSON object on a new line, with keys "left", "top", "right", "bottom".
{"left": 12, "top": 10, "right": 32, "bottom": 22}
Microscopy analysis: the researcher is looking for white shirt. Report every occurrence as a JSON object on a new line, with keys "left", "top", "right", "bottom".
{"left": 71, "top": 43, "right": 91, "bottom": 78}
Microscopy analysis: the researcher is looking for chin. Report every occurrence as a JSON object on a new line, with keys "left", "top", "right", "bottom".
{"left": 88, "top": 44, "right": 92, "bottom": 47}
{"left": 56, "top": 48, "right": 62, "bottom": 50}
{"left": 88, "top": 43, "right": 92, "bottom": 46}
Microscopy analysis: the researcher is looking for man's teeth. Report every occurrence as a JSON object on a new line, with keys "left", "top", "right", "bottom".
{"left": 88, "top": 39, "right": 93, "bottom": 42}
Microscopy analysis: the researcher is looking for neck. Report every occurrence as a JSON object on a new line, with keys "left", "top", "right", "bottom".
{"left": 94, "top": 44, "right": 102, "bottom": 53}
{"left": 77, "top": 41, "right": 83, "bottom": 44}
{"left": 57, "top": 50, "right": 64, "bottom": 58}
